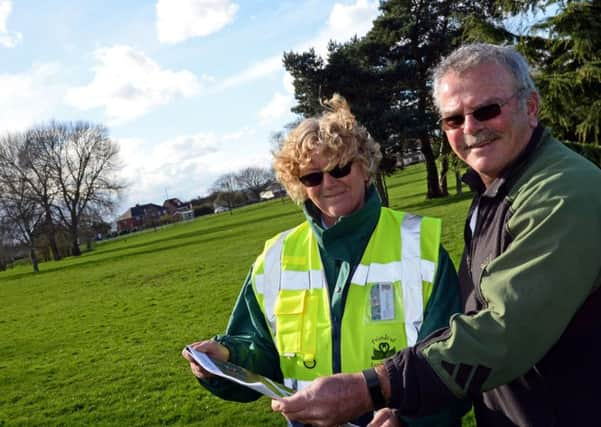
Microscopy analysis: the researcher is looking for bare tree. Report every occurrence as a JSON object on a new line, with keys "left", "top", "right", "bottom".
{"left": 235, "top": 167, "right": 275, "bottom": 200}
{"left": 0, "top": 159, "right": 45, "bottom": 272}
{"left": 5, "top": 128, "right": 64, "bottom": 260}
{"left": 211, "top": 173, "right": 240, "bottom": 212}
{"left": 41, "top": 122, "right": 125, "bottom": 256}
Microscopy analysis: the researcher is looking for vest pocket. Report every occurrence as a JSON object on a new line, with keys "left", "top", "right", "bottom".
{"left": 274, "top": 290, "right": 307, "bottom": 355}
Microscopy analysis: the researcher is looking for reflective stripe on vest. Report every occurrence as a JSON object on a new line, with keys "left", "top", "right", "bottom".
{"left": 251, "top": 208, "right": 441, "bottom": 385}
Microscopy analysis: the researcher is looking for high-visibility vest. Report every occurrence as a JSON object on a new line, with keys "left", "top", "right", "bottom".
{"left": 251, "top": 208, "right": 441, "bottom": 390}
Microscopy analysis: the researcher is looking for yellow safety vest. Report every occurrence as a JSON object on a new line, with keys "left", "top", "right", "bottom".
{"left": 251, "top": 208, "right": 441, "bottom": 391}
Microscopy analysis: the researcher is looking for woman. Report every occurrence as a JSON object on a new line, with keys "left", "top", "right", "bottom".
{"left": 183, "top": 95, "right": 467, "bottom": 426}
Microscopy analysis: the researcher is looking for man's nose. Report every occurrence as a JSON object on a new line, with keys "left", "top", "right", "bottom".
{"left": 462, "top": 113, "right": 484, "bottom": 135}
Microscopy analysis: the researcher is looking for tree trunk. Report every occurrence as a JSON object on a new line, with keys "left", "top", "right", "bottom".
{"left": 455, "top": 170, "right": 463, "bottom": 195}
{"left": 30, "top": 246, "right": 39, "bottom": 273}
{"left": 71, "top": 239, "right": 81, "bottom": 256}
{"left": 420, "top": 137, "right": 444, "bottom": 198}
{"left": 438, "top": 139, "right": 450, "bottom": 197}
{"left": 439, "top": 155, "right": 449, "bottom": 196}
{"left": 70, "top": 220, "right": 81, "bottom": 256}
{"left": 374, "top": 173, "right": 389, "bottom": 207}
{"left": 45, "top": 213, "right": 62, "bottom": 261}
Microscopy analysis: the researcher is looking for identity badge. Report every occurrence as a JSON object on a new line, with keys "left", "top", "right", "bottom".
{"left": 370, "top": 283, "right": 395, "bottom": 321}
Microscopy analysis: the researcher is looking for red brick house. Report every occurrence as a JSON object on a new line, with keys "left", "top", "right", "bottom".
{"left": 117, "top": 203, "right": 166, "bottom": 232}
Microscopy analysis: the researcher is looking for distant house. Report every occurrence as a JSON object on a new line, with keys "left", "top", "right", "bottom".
{"left": 163, "top": 198, "right": 194, "bottom": 221}
{"left": 260, "top": 183, "right": 287, "bottom": 200}
{"left": 213, "top": 205, "right": 230, "bottom": 214}
{"left": 117, "top": 203, "right": 167, "bottom": 233}
{"left": 402, "top": 150, "right": 425, "bottom": 166}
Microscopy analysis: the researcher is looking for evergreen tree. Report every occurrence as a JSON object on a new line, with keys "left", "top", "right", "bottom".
{"left": 520, "top": 0, "right": 601, "bottom": 144}
{"left": 283, "top": 0, "right": 530, "bottom": 201}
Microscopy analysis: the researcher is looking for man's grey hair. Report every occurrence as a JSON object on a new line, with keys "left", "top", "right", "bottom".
{"left": 431, "top": 43, "right": 539, "bottom": 112}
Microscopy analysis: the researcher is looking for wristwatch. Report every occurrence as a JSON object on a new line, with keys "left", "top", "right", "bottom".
{"left": 362, "top": 367, "right": 386, "bottom": 410}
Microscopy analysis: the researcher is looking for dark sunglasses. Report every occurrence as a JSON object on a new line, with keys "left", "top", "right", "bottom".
{"left": 440, "top": 90, "right": 523, "bottom": 131}
{"left": 299, "top": 161, "right": 353, "bottom": 187}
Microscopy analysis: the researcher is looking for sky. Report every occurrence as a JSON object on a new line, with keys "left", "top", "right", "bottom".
{"left": 0, "top": 0, "right": 381, "bottom": 217}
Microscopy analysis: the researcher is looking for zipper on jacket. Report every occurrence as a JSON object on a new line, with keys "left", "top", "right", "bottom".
{"left": 468, "top": 195, "right": 487, "bottom": 306}
{"left": 331, "top": 263, "right": 359, "bottom": 374}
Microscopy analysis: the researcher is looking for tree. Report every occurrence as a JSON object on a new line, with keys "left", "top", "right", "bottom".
{"left": 40, "top": 122, "right": 125, "bottom": 256}
{"left": 19, "top": 127, "right": 64, "bottom": 260}
{"left": 211, "top": 173, "right": 240, "bottom": 212}
{"left": 0, "top": 156, "right": 45, "bottom": 272}
{"left": 283, "top": 0, "right": 535, "bottom": 200}
{"left": 236, "top": 167, "right": 275, "bottom": 200}
{"left": 519, "top": 0, "right": 601, "bottom": 144}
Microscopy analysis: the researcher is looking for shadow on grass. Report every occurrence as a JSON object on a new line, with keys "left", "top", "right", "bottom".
{"left": 398, "top": 191, "right": 473, "bottom": 211}
{"left": 2, "top": 210, "right": 301, "bottom": 282}
{"left": 94, "top": 209, "right": 300, "bottom": 259}
{"left": 387, "top": 175, "right": 427, "bottom": 189}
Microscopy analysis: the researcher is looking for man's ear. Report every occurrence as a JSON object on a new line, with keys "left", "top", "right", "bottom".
{"left": 526, "top": 91, "right": 540, "bottom": 128}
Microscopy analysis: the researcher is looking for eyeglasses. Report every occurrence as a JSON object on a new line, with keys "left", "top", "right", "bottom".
{"left": 299, "top": 161, "right": 353, "bottom": 187}
{"left": 440, "top": 90, "right": 523, "bottom": 131}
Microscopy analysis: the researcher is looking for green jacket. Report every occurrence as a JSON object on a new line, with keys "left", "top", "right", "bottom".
{"left": 200, "top": 186, "right": 468, "bottom": 426}
{"left": 384, "top": 127, "right": 601, "bottom": 426}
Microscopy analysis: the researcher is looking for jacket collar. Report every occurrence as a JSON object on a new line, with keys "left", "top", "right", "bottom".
{"left": 303, "top": 184, "right": 381, "bottom": 261}
{"left": 462, "top": 124, "right": 546, "bottom": 197}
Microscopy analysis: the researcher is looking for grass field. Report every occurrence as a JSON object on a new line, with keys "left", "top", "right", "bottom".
{"left": 0, "top": 163, "right": 475, "bottom": 426}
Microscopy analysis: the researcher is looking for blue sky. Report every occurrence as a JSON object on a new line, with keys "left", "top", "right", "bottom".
{"left": 0, "top": 0, "right": 380, "bottom": 215}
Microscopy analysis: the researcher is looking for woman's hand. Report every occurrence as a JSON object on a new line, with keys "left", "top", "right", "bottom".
{"left": 181, "top": 340, "right": 230, "bottom": 380}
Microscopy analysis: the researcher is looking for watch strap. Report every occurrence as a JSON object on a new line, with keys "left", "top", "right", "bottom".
{"left": 362, "top": 367, "right": 386, "bottom": 410}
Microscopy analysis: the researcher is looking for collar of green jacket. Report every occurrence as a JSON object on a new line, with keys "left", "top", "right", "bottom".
{"left": 302, "top": 184, "right": 381, "bottom": 266}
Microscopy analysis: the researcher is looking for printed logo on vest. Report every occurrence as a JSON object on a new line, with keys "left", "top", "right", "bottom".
{"left": 371, "top": 334, "right": 397, "bottom": 360}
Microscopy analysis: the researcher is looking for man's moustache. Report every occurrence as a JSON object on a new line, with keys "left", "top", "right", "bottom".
{"left": 463, "top": 132, "right": 499, "bottom": 150}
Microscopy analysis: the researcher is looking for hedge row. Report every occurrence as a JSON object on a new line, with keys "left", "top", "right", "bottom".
{"left": 564, "top": 142, "right": 601, "bottom": 168}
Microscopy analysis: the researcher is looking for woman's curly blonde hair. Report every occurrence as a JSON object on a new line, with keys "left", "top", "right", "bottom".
{"left": 273, "top": 94, "right": 382, "bottom": 204}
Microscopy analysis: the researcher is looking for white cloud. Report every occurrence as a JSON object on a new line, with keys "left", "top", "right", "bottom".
{"left": 156, "top": 0, "right": 239, "bottom": 45}
{"left": 218, "top": 55, "right": 282, "bottom": 90}
{"left": 259, "top": 92, "right": 294, "bottom": 122}
{"left": 115, "top": 128, "right": 270, "bottom": 209}
{"left": 307, "top": 0, "right": 379, "bottom": 57}
{"left": 282, "top": 72, "right": 294, "bottom": 94}
{"left": 211, "top": 1, "right": 379, "bottom": 95}
{"left": 0, "top": 0, "right": 21, "bottom": 48}
{"left": 66, "top": 45, "right": 203, "bottom": 124}
{"left": 0, "top": 63, "right": 63, "bottom": 133}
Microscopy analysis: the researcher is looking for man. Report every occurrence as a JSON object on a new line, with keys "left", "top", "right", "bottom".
{"left": 272, "top": 43, "right": 601, "bottom": 426}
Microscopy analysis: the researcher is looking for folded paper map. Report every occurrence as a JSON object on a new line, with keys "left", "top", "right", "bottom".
{"left": 185, "top": 346, "right": 294, "bottom": 398}
{"left": 185, "top": 346, "right": 360, "bottom": 426}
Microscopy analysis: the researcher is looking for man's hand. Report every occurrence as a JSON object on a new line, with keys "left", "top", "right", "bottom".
{"left": 368, "top": 408, "right": 403, "bottom": 427}
{"left": 271, "top": 372, "right": 372, "bottom": 427}
{"left": 181, "top": 340, "right": 230, "bottom": 380}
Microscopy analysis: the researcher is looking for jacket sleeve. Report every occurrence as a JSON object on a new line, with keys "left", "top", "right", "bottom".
{"left": 198, "top": 268, "right": 283, "bottom": 402}
{"left": 401, "top": 246, "right": 470, "bottom": 427}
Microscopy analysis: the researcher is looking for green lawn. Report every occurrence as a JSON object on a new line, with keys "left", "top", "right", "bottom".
{"left": 0, "top": 163, "right": 475, "bottom": 426}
